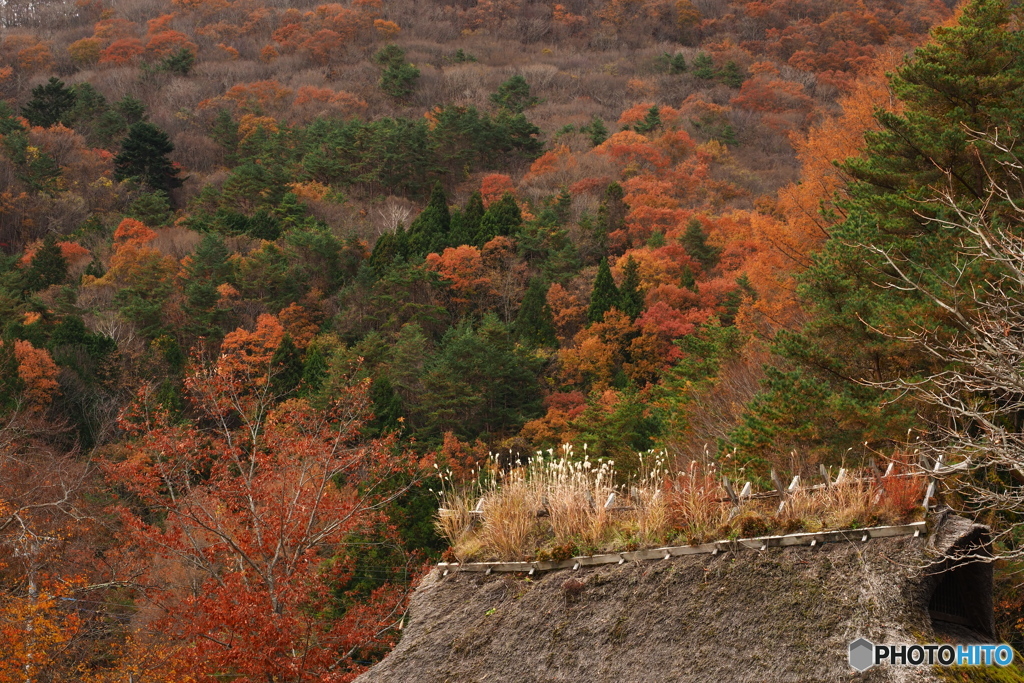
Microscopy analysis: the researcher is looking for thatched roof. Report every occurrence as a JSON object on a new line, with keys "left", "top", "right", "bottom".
{"left": 358, "top": 514, "right": 1008, "bottom": 682}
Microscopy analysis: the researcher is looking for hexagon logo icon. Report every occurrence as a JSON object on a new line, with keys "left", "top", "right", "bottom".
{"left": 849, "top": 638, "right": 875, "bottom": 672}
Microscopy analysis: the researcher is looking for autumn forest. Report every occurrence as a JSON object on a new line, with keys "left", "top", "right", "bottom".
{"left": 2, "top": 0, "right": 1024, "bottom": 677}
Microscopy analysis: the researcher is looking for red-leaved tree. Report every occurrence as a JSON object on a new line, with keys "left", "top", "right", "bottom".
{"left": 106, "top": 316, "right": 427, "bottom": 682}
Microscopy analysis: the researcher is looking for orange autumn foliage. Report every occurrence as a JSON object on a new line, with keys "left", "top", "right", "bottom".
{"left": 12, "top": 340, "right": 60, "bottom": 409}
{"left": 479, "top": 173, "right": 516, "bottom": 207}
{"left": 740, "top": 50, "right": 901, "bottom": 333}
{"left": 145, "top": 30, "right": 197, "bottom": 58}
{"left": 278, "top": 303, "right": 322, "bottom": 349}
{"left": 99, "top": 38, "right": 145, "bottom": 65}
{"left": 0, "top": 581, "right": 84, "bottom": 682}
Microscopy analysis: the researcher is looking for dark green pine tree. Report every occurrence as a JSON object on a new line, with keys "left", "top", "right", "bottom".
{"left": 417, "top": 315, "right": 542, "bottom": 441}
{"left": 588, "top": 257, "right": 620, "bottom": 323}
{"left": 618, "top": 255, "right": 645, "bottom": 320}
{"left": 160, "top": 47, "right": 195, "bottom": 75}
{"left": 634, "top": 106, "right": 662, "bottom": 134}
{"left": 594, "top": 182, "right": 627, "bottom": 253}
{"left": 210, "top": 109, "right": 240, "bottom": 161}
{"left": 182, "top": 233, "right": 232, "bottom": 339}
{"left": 477, "top": 193, "right": 522, "bottom": 244}
{"left": 368, "top": 376, "right": 404, "bottom": 435}
{"left": 270, "top": 334, "right": 303, "bottom": 396}
{"left": 21, "top": 77, "right": 77, "bottom": 128}
{"left": 300, "top": 344, "right": 329, "bottom": 395}
{"left": 668, "top": 53, "right": 687, "bottom": 74}
{"left": 717, "top": 61, "right": 744, "bottom": 88}
{"left": 449, "top": 191, "right": 485, "bottom": 246}
{"left": 514, "top": 277, "right": 557, "bottom": 347}
{"left": 114, "top": 122, "right": 184, "bottom": 195}
{"left": 368, "top": 226, "right": 410, "bottom": 275}
{"left": 24, "top": 236, "right": 68, "bottom": 291}
{"left": 692, "top": 52, "right": 715, "bottom": 79}
{"left": 0, "top": 342, "right": 23, "bottom": 415}
{"left": 585, "top": 116, "right": 608, "bottom": 146}
{"left": 490, "top": 75, "right": 540, "bottom": 114}
{"left": 374, "top": 44, "right": 420, "bottom": 99}
{"left": 730, "top": 0, "right": 1024, "bottom": 468}
{"left": 407, "top": 182, "right": 451, "bottom": 256}
{"left": 553, "top": 188, "right": 572, "bottom": 225}
{"left": 681, "top": 219, "right": 721, "bottom": 272}
{"left": 114, "top": 95, "right": 147, "bottom": 125}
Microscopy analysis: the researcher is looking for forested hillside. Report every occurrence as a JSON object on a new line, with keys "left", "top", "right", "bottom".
{"left": 3, "top": 0, "right": 1023, "bottom": 677}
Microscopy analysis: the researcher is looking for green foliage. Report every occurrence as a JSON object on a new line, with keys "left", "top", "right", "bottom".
{"left": 514, "top": 277, "right": 557, "bottom": 347}
{"left": 21, "top": 77, "right": 76, "bottom": 128}
{"left": 115, "top": 95, "right": 147, "bottom": 125}
{"left": 417, "top": 315, "right": 542, "bottom": 442}
{"left": 581, "top": 116, "right": 608, "bottom": 146}
{"left": 576, "top": 386, "right": 661, "bottom": 467}
{"left": 450, "top": 48, "right": 477, "bottom": 63}
{"left": 114, "top": 122, "right": 184, "bottom": 195}
{"left": 210, "top": 110, "right": 240, "bottom": 159}
{"left": 618, "top": 255, "right": 645, "bottom": 319}
{"left": 681, "top": 218, "right": 721, "bottom": 271}
{"left": 655, "top": 52, "right": 687, "bottom": 74}
{"left": 730, "top": 0, "right": 1024, "bottom": 468}
{"left": 718, "top": 123, "right": 738, "bottom": 146}
{"left": 478, "top": 193, "right": 523, "bottom": 243}
{"left": 24, "top": 236, "right": 68, "bottom": 292}
{"left": 0, "top": 343, "right": 23, "bottom": 416}
{"left": 159, "top": 47, "right": 195, "bottom": 75}
{"left": 270, "top": 334, "right": 303, "bottom": 396}
{"left": 489, "top": 75, "right": 540, "bottom": 114}
{"left": 594, "top": 182, "right": 627, "bottom": 254}
{"left": 127, "top": 192, "right": 173, "bottom": 227}
{"left": 588, "top": 257, "right": 619, "bottom": 323}
{"left": 369, "top": 228, "right": 410, "bottom": 275}
{"left": 407, "top": 182, "right": 451, "bottom": 256}
{"left": 719, "top": 274, "right": 755, "bottom": 327}
{"left": 182, "top": 233, "right": 232, "bottom": 339}
{"left": 691, "top": 52, "right": 715, "bottom": 79}
{"left": 718, "top": 60, "right": 744, "bottom": 87}
{"left": 449, "top": 192, "right": 485, "bottom": 247}
{"left": 633, "top": 106, "right": 662, "bottom": 134}
{"left": 0, "top": 101, "right": 23, "bottom": 136}
{"left": 374, "top": 44, "right": 420, "bottom": 99}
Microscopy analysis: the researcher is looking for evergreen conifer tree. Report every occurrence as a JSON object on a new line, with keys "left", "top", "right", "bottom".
{"left": 588, "top": 257, "right": 620, "bottom": 323}
{"left": 634, "top": 106, "right": 662, "bottom": 134}
{"left": 477, "top": 193, "right": 522, "bottom": 243}
{"left": 25, "top": 236, "right": 68, "bottom": 291}
{"left": 114, "top": 122, "right": 184, "bottom": 195}
{"left": 490, "top": 75, "right": 540, "bottom": 114}
{"left": 182, "top": 233, "right": 231, "bottom": 338}
{"left": 21, "top": 77, "right": 76, "bottom": 128}
{"left": 681, "top": 219, "right": 721, "bottom": 271}
{"left": 731, "top": 0, "right": 1024, "bottom": 466}
{"left": 160, "top": 47, "right": 195, "bottom": 75}
{"left": 450, "top": 191, "right": 485, "bottom": 246}
{"left": 270, "top": 334, "right": 303, "bottom": 396}
{"left": 553, "top": 188, "right": 572, "bottom": 225}
{"left": 717, "top": 61, "right": 744, "bottom": 87}
{"left": 374, "top": 45, "right": 420, "bottom": 99}
{"left": 618, "top": 255, "right": 645, "bottom": 319}
{"left": 669, "top": 53, "right": 687, "bottom": 74}
{"left": 692, "top": 52, "right": 715, "bottom": 79}
{"left": 585, "top": 116, "right": 608, "bottom": 146}
{"left": 594, "top": 182, "right": 627, "bottom": 253}
{"left": 407, "top": 182, "right": 451, "bottom": 256}
{"left": 515, "top": 277, "right": 557, "bottom": 347}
